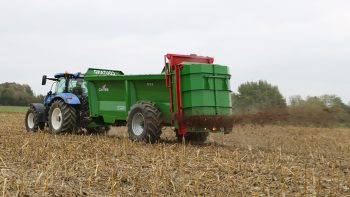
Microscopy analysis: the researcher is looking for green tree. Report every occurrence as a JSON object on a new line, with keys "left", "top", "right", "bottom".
{"left": 289, "top": 95, "right": 305, "bottom": 107}
{"left": 0, "top": 82, "right": 37, "bottom": 106}
{"left": 319, "top": 95, "right": 343, "bottom": 108}
{"left": 288, "top": 95, "right": 350, "bottom": 127}
{"left": 232, "top": 80, "right": 286, "bottom": 113}
{"left": 34, "top": 94, "right": 45, "bottom": 103}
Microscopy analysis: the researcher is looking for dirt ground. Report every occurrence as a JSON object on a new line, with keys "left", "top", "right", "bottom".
{"left": 0, "top": 112, "right": 350, "bottom": 196}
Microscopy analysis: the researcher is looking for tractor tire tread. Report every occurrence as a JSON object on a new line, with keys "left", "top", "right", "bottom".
{"left": 49, "top": 100, "right": 77, "bottom": 133}
{"left": 25, "top": 106, "right": 44, "bottom": 132}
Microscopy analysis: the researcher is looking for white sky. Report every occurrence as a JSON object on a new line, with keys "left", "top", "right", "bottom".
{"left": 0, "top": 0, "right": 349, "bottom": 103}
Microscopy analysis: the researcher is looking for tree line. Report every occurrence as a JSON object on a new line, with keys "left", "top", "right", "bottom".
{"left": 232, "top": 80, "right": 350, "bottom": 127}
{"left": 0, "top": 82, "right": 43, "bottom": 106}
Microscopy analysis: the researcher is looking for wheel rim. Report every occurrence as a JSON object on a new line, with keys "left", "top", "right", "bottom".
{"left": 132, "top": 112, "right": 144, "bottom": 136}
{"left": 51, "top": 108, "right": 63, "bottom": 130}
{"left": 27, "top": 113, "right": 35, "bottom": 129}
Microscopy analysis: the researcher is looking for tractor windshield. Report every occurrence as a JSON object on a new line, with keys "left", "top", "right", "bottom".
{"left": 55, "top": 78, "right": 87, "bottom": 96}
{"left": 68, "top": 78, "right": 87, "bottom": 96}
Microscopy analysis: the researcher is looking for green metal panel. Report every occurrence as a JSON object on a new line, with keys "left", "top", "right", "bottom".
{"left": 84, "top": 68, "right": 171, "bottom": 124}
{"left": 180, "top": 62, "right": 232, "bottom": 116}
{"left": 87, "top": 81, "right": 99, "bottom": 116}
{"left": 84, "top": 63, "right": 232, "bottom": 127}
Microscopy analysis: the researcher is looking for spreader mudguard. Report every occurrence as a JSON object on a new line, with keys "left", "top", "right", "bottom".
{"left": 29, "top": 103, "right": 46, "bottom": 122}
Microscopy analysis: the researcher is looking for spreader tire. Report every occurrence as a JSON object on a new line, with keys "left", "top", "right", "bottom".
{"left": 48, "top": 100, "right": 77, "bottom": 134}
{"left": 25, "top": 107, "right": 45, "bottom": 132}
{"left": 127, "top": 101, "right": 163, "bottom": 143}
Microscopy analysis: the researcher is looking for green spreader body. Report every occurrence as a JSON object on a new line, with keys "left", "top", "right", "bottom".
{"left": 84, "top": 54, "right": 232, "bottom": 135}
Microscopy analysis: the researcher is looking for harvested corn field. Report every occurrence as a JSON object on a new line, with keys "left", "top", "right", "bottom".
{"left": 0, "top": 112, "right": 350, "bottom": 196}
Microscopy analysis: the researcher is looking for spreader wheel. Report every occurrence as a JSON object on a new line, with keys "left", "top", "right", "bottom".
{"left": 127, "top": 101, "right": 163, "bottom": 143}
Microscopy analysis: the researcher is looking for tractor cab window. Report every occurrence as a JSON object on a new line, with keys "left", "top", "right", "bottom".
{"left": 68, "top": 78, "right": 87, "bottom": 96}
{"left": 56, "top": 78, "right": 66, "bottom": 94}
{"left": 55, "top": 78, "right": 87, "bottom": 96}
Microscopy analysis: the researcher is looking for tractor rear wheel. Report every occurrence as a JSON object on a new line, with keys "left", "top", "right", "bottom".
{"left": 48, "top": 100, "right": 77, "bottom": 134}
{"left": 25, "top": 107, "right": 45, "bottom": 132}
{"left": 127, "top": 101, "right": 163, "bottom": 143}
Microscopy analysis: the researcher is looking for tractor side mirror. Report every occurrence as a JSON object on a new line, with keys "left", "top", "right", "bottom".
{"left": 42, "top": 75, "right": 47, "bottom": 85}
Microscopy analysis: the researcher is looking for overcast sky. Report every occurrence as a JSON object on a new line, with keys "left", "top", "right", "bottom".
{"left": 0, "top": 0, "right": 349, "bottom": 103}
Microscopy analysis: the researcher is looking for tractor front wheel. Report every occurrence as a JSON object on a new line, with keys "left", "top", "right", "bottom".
{"left": 127, "top": 101, "right": 163, "bottom": 143}
{"left": 48, "top": 100, "right": 77, "bottom": 134}
{"left": 25, "top": 107, "right": 45, "bottom": 132}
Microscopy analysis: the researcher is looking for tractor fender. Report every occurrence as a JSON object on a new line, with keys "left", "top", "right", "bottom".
{"left": 29, "top": 103, "right": 46, "bottom": 122}
{"left": 52, "top": 93, "right": 81, "bottom": 105}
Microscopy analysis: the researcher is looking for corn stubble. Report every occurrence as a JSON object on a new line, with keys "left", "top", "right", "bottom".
{"left": 0, "top": 112, "right": 349, "bottom": 196}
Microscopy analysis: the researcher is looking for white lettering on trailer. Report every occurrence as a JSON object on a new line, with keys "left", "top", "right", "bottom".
{"left": 93, "top": 70, "right": 116, "bottom": 76}
{"left": 116, "top": 106, "right": 126, "bottom": 111}
{"left": 98, "top": 84, "right": 109, "bottom": 92}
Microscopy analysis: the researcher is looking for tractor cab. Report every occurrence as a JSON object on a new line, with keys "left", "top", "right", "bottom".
{"left": 53, "top": 73, "right": 86, "bottom": 97}
{"left": 41, "top": 72, "right": 87, "bottom": 105}
{"left": 42, "top": 72, "right": 86, "bottom": 93}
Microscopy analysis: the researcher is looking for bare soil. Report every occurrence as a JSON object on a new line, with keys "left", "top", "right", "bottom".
{"left": 0, "top": 112, "right": 349, "bottom": 196}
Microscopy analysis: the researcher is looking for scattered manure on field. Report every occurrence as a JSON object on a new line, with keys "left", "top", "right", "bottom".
{"left": 182, "top": 110, "right": 289, "bottom": 128}
{"left": 0, "top": 112, "right": 349, "bottom": 196}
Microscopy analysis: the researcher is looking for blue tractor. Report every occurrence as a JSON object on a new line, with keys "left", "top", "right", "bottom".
{"left": 24, "top": 72, "right": 106, "bottom": 134}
